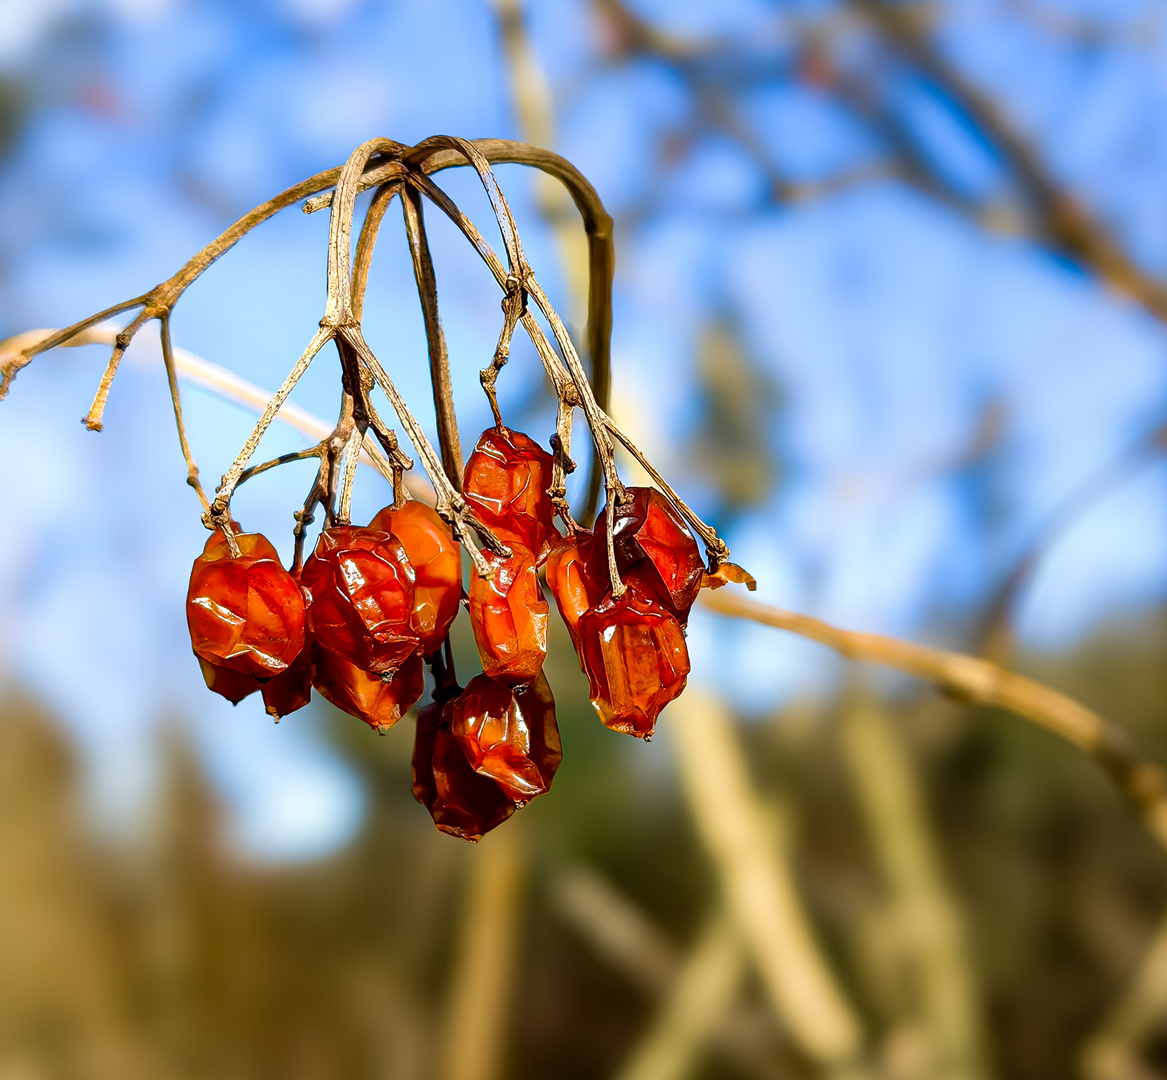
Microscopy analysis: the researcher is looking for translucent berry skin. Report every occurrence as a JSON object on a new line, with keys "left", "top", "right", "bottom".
{"left": 261, "top": 638, "right": 314, "bottom": 720}
{"left": 301, "top": 526, "right": 419, "bottom": 675}
{"left": 196, "top": 657, "right": 261, "bottom": 705}
{"left": 452, "top": 672, "right": 562, "bottom": 803}
{"left": 187, "top": 530, "right": 307, "bottom": 682}
{"left": 463, "top": 427, "right": 557, "bottom": 559}
{"left": 312, "top": 646, "right": 424, "bottom": 733}
{"left": 594, "top": 487, "right": 704, "bottom": 622}
{"left": 369, "top": 501, "right": 461, "bottom": 655}
{"left": 468, "top": 549, "right": 549, "bottom": 685}
{"left": 576, "top": 589, "right": 691, "bottom": 739}
{"left": 412, "top": 700, "right": 515, "bottom": 841}
{"left": 545, "top": 530, "right": 604, "bottom": 656}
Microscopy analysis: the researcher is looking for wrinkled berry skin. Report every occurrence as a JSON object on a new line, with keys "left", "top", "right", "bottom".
{"left": 468, "top": 550, "right": 549, "bottom": 685}
{"left": 301, "top": 526, "right": 419, "bottom": 675}
{"left": 594, "top": 487, "right": 703, "bottom": 621}
{"left": 412, "top": 700, "right": 515, "bottom": 841}
{"left": 463, "top": 427, "right": 557, "bottom": 559}
{"left": 312, "top": 646, "right": 424, "bottom": 733}
{"left": 576, "top": 589, "right": 691, "bottom": 739}
{"left": 452, "top": 672, "right": 561, "bottom": 803}
{"left": 369, "top": 501, "right": 461, "bottom": 655}
{"left": 545, "top": 530, "right": 603, "bottom": 658}
{"left": 187, "top": 530, "right": 307, "bottom": 696}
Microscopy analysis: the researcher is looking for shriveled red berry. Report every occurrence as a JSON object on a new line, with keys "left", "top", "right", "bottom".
{"left": 451, "top": 672, "right": 561, "bottom": 803}
{"left": 261, "top": 644, "right": 314, "bottom": 721}
{"left": 576, "top": 589, "right": 691, "bottom": 739}
{"left": 369, "top": 501, "right": 461, "bottom": 654}
{"left": 312, "top": 646, "right": 424, "bottom": 733}
{"left": 463, "top": 426, "right": 557, "bottom": 559}
{"left": 468, "top": 548, "right": 548, "bottom": 685}
{"left": 187, "top": 530, "right": 307, "bottom": 685}
{"left": 301, "top": 526, "right": 419, "bottom": 675}
{"left": 594, "top": 487, "right": 703, "bottom": 622}
{"left": 196, "top": 657, "right": 262, "bottom": 705}
{"left": 545, "top": 529, "right": 604, "bottom": 656}
{"left": 412, "top": 700, "right": 515, "bottom": 840}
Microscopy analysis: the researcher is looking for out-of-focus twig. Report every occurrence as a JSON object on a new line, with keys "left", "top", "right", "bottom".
{"left": 1081, "top": 919, "right": 1167, "bottom": 1080}
{"left": 671, "top": 688, "right": 873, "bottom": 1080}
{"left": 850, "top": 0, "right": 1167, "bottom": 323}
{"left": 700, "top": 591, "right": 1167, "bottom": 858}
{"left": 840, "top": 696, "right": 990, "bottom": 1080}
{"left": 550, "top": 864, "right": 677, "bottom": 995}
{"left": 4, "top": 326, "right": 427, "bottom": 498}
{"left": 551, "top": 866, "right": 787, "bottom": 1080}
{"left": 978, "top": 427, "right": 1167, "bottom": 661}
{"left": 612, "top": 913, "right": 745, "bottom": 1080}
{"left": 439, "top": 824, "right": 525, "bottom": 1080}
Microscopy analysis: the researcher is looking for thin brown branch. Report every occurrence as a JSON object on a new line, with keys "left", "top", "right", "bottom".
{"left": 304, "top": 138, "right": 613, "bottom": 515}
{"left": 851, "top": 0, "right": 1167, "bottom": 323}
{"left": 402, "top": 184, "right": 464, "bottom": 487}
{"left": 700, "top": 590, "right": 1167, "bottom": 856}
{"left": 159, "top": 313, "right": 210, "bottom": 510}
{"left": 351, "top": 180, "right": 402, "bottom": 323}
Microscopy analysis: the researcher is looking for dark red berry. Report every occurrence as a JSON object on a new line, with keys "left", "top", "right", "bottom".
{"left": 594, "top": 487, "right": 703, "bottom": 621}
{"left": 412, "top": 699, "right": 516, "bottom": 841}
{"left": 187, "top": 530, "right": 307, "bottom": 702}
{"left": 463, "top": 426, "right": 557, "bottom": 560}
{"left": 369, "top": 501, "right": 462, "bottom": 655}
{"left": 468, "top": 548, "right": 548, "bottom": 685}
{"left": 576, "top": 589, "right": 690, "bottom": 739}
{"left": 451, "top": 672, "right": 561, "bottom": 803}
{"left": 312, "top": 646, "right": 424, "bottom": 734}
{"left": 301, "top": 525, "right": 419, "bottom": 675}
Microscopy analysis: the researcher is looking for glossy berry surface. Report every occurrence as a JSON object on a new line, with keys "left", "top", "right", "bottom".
{"left": 187, "top": 530, "right": 307, "bottom": 682}
{"left": 545, "top": 530, "right": 604, "bottom": 656}
{"left": 261, "top": 643, "right": 314, "bottom": 721}
{"left": 312, "top": 646, "right": 424, "bottom": 733}
{"left": 468, "top": 549, "right": 549, "bottom": 685}
{"left": 463, "top": 426, "right": 557, "bottom": 558}
{"left": 412, "top": 700, "right": 515, "bottom": 841}
{"left": 451, "top": 672, "right": 561, "bottom": 803}
{"left": 301, "top": 526, "right": 419, "bottom": 675}
{"left": 369, "top": 501, "right": 462, "bottom": 655}
{"left": 594, "top": 487, "right": 704, "bottom": 621}
{"left": 196, "top": 657, "right": 262, "bottom": 705}
{"left": 576, "top": 589, "right": 691, "bottom": 739}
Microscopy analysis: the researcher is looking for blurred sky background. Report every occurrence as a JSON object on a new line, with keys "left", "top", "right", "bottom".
{"left": 2, "top": 0, "right": 1167, "bottom": 862}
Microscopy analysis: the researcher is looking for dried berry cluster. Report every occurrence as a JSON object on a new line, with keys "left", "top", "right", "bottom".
{"left": 3, "top": 135, "right": 752, "bottom": 840}
{"left": 186, "top": 420, "right": 730, "bottom": 840}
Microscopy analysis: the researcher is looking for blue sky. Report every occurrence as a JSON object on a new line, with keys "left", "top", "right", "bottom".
{"left": 2, "top": 0, "right": 1166, "bottom": 859}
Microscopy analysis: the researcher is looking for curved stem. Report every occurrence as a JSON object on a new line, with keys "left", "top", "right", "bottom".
{"left": 351, "top": 180, "right": 402, "bottom": 322}
{"left": 159, "top": 313, "right": 210, "bottom": 510}
{"left": 402, "top": 184, "right": 463, "bottom": 487}
{"left": 211, "top": 326, "right": 333, "bottom": 520}
{"left": 304, "top": 138, "right": 613, "bottom": 516}
{"left": 700, "top": 589, "right": 1167, "bottom": 858}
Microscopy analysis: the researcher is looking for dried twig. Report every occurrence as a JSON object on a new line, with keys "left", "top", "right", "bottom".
{"left": 700, "top": 590, "right": 1167, "bottom": 857}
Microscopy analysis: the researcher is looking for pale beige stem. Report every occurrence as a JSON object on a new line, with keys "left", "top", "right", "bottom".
{"left": 670, "top": 689, "right": 871, "bottom": 1079}
{"left": 439, "top": 824, "right": 525, "bottom": 1080}
{"left": 612, "top": 913, "right": 744, "bottom": 1080}
{"left": 699, "top": 590, "right": 1167, "bottom": 857}
{"left": 840, "top": 696, "right": 990, "bottom": 1080}
{"left": 1081, "top": 918, "right": 1167, "bottom": 1080}
{"left": 8, "top": 326, "right": 424, "bottom": 498}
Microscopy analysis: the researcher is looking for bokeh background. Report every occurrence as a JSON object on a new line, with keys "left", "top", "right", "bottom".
{"left": 3, "top": 0, "right": 1167, "bottom": 1077}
